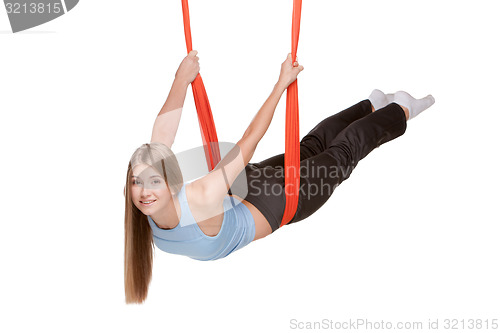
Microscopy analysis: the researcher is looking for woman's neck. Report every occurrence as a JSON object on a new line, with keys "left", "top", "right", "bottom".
{"left": 150, "top": 195, "right": 180, "bottom": 230}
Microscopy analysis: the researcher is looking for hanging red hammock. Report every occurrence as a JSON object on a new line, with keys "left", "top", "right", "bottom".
{"left": 180, "top": 0, "right": 302, "bottom": 228}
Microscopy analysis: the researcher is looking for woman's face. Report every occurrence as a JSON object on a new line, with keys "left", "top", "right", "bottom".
{"left": 130, "top": 164, "right": 172, "bottom": 216}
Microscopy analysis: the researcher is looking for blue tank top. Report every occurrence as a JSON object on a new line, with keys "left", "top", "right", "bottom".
{"left": 147, "top": 183, "right": 256, "bottom": 261}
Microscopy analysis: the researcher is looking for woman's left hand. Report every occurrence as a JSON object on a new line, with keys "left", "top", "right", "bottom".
{"left": 175, "top": 50, "right": 200, "bottom": 85}
{"left": 278, "top": 53, "right": 304, "bottom": 89}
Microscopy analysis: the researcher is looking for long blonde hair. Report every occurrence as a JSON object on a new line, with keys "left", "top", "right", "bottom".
{"left": 124, "top": 142, "right": 183, "bottom": 304}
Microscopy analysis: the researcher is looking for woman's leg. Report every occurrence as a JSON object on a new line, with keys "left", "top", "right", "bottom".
{"left": 287, "top": 102, "right": 407, "bottom": 225}
{"left": 243, "top": 101, "right": 405, "bottom": 233}
{"left": 252, "top": 100, "right": 373, "bottom": 169}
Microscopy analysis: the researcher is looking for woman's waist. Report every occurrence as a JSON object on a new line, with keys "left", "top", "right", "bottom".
{"left": 229, "top": 193, "right": 272, "bottom": 240}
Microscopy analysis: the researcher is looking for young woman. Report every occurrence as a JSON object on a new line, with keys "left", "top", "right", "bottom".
{"left": 124, "top": 50, "right": 435, "bottom": 303}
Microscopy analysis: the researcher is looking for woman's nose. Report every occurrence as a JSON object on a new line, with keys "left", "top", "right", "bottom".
{"left": 140, "top": 186, "right": 152, "bottom": 196}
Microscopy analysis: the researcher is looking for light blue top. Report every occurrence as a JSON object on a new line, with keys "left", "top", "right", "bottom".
{"left": 147, "top": 183, "right": 256, "bottom": 261}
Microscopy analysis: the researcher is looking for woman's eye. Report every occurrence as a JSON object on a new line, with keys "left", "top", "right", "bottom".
{"left": 132, "top": 180, "right": 142, "bottom": 185}
{"left": 153, "top": 179, "right": 161, "bottom": 184}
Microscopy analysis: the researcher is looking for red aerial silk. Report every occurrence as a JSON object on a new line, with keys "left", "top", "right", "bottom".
{"left": 181, "top": 0, "right": 222, "bottom": 171}
{"left": 180, "top": 0, "right": 302, "bottom": 228}
{"left": 280, "top": 0, "right": 302, "bottom": 227}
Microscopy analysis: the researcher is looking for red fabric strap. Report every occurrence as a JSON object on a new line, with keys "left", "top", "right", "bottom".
{"left": 280, "top": 0, "right": 302, "bottom": 227}
{"left": 181, "top": 0, "right": 222, "bottom": 171}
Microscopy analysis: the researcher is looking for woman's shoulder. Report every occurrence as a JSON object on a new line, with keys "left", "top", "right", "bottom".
{"left": 183, "top": 181, "right": 205, "bottom": 206}
{"left": 184, "top": 180, "right": 225, "bottom": 225}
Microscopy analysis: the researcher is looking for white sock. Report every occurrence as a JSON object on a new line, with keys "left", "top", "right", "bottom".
{"left": 386, "top": 92, "right": 395, "bottom": 104}
{"left": 368, "top": 89, "right": 388, "bottom": 110}
{"left": 393, "top": 91, "right": 435, "bottom": 120}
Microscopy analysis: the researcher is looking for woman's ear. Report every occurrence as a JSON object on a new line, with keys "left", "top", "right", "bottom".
{"left": 123, "top": 185, "right": 126, "bottom": 197}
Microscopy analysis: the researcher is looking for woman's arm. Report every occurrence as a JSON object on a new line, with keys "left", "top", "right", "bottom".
{"left": 238, "top": 53, "right": 304, "bottom": 165}
{"left": 237, "top": 81, "right": 287, "bottom": 165}
{"left": 150, "top": 78, "right": 188, "bottom": 148}
{"left": 150, "top": 50, "right": 200, "bottom": 148}
{"left": 194, "top": 53, "right": 304, "bottom": 205}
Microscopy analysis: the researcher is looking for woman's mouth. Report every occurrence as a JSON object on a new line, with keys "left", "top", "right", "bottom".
{"left": 140, "top": 200, "right": 157, "bottom": 207}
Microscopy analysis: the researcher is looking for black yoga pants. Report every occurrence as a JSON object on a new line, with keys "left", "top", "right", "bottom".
{"left": 240, "top": 99, "right": 407, "bottom": 233}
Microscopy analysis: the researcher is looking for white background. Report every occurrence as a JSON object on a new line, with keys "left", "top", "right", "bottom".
{"left": 1, "top": 0, "right": 499, "bottom": 332}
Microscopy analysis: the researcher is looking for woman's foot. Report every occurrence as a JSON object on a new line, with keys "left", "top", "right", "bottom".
{"left": 368, "top": 89, "right": 435, "bottom": 121}
{"left": 368, "top": 89, "right": 388, "bottom": 111}
{"left": 368, "top": 89, "right": 396, "bottom": 111}
{"left": 393, "top": 91, "right": 435, "bottom": 120}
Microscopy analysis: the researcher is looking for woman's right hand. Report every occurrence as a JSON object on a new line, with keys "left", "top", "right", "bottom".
{"left": 278, "top": 53, "right": 304, "bottom": 89}
{"left": 175, "top": 50, "right": 200, "bottom": 85}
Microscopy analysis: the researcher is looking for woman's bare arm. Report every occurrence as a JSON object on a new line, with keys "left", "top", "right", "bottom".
{"left": 237, "top": 81, "right": 287, "bottom": 165}
{"left": 150, "top": 78, "right": 188, "bottom": 148}
{"left": 150, "top": 50, "right": 200, "bottom": 148}
{"left": 238, "top": 53, "right": 304, "bottom": 166}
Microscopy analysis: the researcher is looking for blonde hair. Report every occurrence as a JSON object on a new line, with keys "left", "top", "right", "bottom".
{"left": 123, "top": 142, "right": 183, "bottom": 304}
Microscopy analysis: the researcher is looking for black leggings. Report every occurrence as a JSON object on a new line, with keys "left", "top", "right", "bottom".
{"left": 241, "top": 99, "right": 407, "bottom": 233}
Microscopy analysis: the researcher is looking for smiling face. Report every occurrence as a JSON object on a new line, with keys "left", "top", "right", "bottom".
{"left": 130, "top": 163, "right": 172, "bottom": 216}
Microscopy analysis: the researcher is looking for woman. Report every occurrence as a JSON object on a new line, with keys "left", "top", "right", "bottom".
{"left": 124, "top": 50, "right": 435, "bottom": 303}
